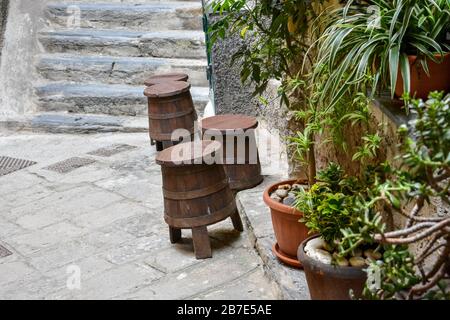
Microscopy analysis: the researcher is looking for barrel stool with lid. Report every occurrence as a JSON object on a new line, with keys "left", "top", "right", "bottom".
{"left": 144, "top": 80, "right": 198, "bottom": 152}
{"left": 144, "top": 72, "right": 189, "bottom": 87}
{"left": 156, "top": 140, "right": 243, "bottom": 259}
{"left": 201, "top": 114, "right": 263, "bottom": 192}
{"left": 144, "top": 73, "right": 189, "bottom": 147}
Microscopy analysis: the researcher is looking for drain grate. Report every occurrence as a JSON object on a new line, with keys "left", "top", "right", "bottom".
{"left": 44, "top": 157, "right": 96, "bottom": 174}
{"left": 87, "top": 144, "right": 137, "bottom": 157}
{"left": 0, "top": 156, "right": 37, "bottom": 177}
{"left": 0, "top": 245, "right": 12, "bottom": 258}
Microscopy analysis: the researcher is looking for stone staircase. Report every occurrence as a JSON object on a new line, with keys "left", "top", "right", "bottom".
{"left": 31, "top": 0, "right": 209, "bottom": 132}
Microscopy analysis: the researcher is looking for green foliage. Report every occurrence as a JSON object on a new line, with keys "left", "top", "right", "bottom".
{"left": 295, "top": 163, "right": 367, "bottom": 244}
{"left": 352, "top": 134, "right": 382, "bottom": 162}
{"left": 364, "top": 245, "right": 420, "bottom": 300}
{"left": 332, "top": 92, "right": 450, "bottom": 299}
{"left": 207, "top": 0, "right": 326, "bottom": 104}
{"left": 314, "top": 0, "right": 450, "bottom": 110}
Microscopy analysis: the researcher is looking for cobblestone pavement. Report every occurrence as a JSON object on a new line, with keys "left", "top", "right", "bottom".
{"left": 0, "top": 132, "right": 280, "bottom": 300}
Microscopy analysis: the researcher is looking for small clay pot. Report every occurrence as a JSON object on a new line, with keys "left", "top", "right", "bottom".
{"left": 298, "top": 235, "right": 367, "bottom": 300}
{"left": 263, "top": 180, "right": 310, "bottom": 268}
{"left": 395, "top": 52, "right": 450, "bottom": 100}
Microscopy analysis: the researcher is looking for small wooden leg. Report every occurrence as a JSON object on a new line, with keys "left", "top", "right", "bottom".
{"left": 156, "top": 141, "right": 164, "bottom": 152}
{"left": 192, "top": 226, "right": 212, "bottom": 259}
{"left": 162, "top": 141, "right": 174, "bottom": 150}
{"left": 231, "top": 210, "right": 244, "bottom": 232}
{"left": 169, "top": 227, "right": 182, "bottom": 244}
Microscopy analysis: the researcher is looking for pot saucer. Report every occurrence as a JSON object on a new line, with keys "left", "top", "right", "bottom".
{"left": 272, "top": 243, "right": 302, "bottom": 269}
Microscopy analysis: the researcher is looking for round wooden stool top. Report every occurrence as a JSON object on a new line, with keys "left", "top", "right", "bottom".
{"left": 144, "top": 73, "right": 189, "bottom": 86}
{"left": 156, "top": 140, "right": 222, "bottom": 167}
{"left": 201, "top": 114, "right": 258, "bottom": 134}
{"left": 144, "top": 81, "right": 191, "bottom": 98}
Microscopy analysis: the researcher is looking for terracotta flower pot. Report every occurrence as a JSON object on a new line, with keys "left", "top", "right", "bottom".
{"left": 298, "top": 235, "right": 367, "bottom": 300}
{"left": 263, "top": 180, "right": 310, "bottom": 268}
{"left": 395, "top": 52, "right": 450, "bottom": 100}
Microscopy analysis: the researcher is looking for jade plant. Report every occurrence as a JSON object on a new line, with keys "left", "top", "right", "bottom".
{"left": 300, "top": 92, "right": 450, "bottom": 299}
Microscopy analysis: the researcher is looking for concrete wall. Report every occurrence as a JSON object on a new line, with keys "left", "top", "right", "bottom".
{"left": 0, "top": 0, "right": 48, "bottom": 118}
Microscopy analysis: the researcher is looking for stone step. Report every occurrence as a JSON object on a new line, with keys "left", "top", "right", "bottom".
{"left": 39, "top": 29, "right": 206, "bottom": 59}
{"left": 45, "top": 2, "right": 203, "bottom": 31}
{"left": 0, "top": 112, "right": 148, "bottom": 134}
{"left": 37, "top": 54, "right": 209, "bottom": 87}
{"left": 35, "top": 83, "right": 210, "bottom": 117}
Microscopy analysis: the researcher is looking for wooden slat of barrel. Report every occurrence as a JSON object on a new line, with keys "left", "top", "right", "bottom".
{"left": 201, "top": 115, "right": 263, "bottom": 191}
{"left": 157, "top": 141, "right": 237, "bottom": 229}
{"left": 144, "top": 72, "right": 189, "bottom": 86}
{"left": 144, "top": 81, "right": 198, "bottom": 142}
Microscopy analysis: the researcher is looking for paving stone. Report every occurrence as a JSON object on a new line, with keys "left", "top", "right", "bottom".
{"left": 95, "top": 169, "right": 164, "bottom": 208}
{"left": 207, "top": 219, "right": 253, "bottom": 249}
{"left": 104, "top": 234, "right": 171, "bottom": 266}
{"left": 0, "top": 218, "right": 26, "bottom": 239}
{"left": 87, "top": 144, "right": 137, "bottom": 157}
{"left": 9, "top": 185, "right": 124, "bottom": 225}
{"left": 123, "top": 248, "right": 260, "bottom": 300}
{"left": 9, "top": 222, "right": 87, "bottom": 255}
{"left": 193, "top": 268, "right": 280, "bottom": 300}
{"left": 28, "top": 227, "right": 135, "bottom": 273}
{"left": 44, "top": 255, "right": 115, "bottom": 292}
{"left": 1, "top": 184, "right": 52, "bottom": 213}
{"left": 112, "top": 213, "right": 166, "bottom": 238}
{"left": 0, "top": 172, "right": 44, "bottom": 197}
{"left": 0, "top": 272, "right": 62, "bottom": 300}
{"left": 71, "top": 200, "right": 147, "bottom": 229}
{"left": 0, "top": 261, "right": 36, "bottom": 285}
{"left": 144, "top": 237, "right": 233, "bottom": 274}
{"left": 51, "top": 263, "right": 164, "bottom": 300}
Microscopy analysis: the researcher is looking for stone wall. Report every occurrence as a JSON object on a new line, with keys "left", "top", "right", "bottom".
{"left": 209, "top": 14, "right": 259, "bottom": 116}
{"left": 0, "top": 0, "right": 9, "bottom": 57}
{"left": 0, "top": 0, "right": 49, "bottom": 117}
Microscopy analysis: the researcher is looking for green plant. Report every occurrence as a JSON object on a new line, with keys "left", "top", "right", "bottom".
{"left": 313, "top": 0, "right": 450, "bottom": 110}
{"left": 336, "top": 92, "right": 450, "bottom": 299}
{"left": 207, "top": 0, "right": 327, "bottom": 105}
{"left": 295, "top": 163, "right": 368, "bottom": 245}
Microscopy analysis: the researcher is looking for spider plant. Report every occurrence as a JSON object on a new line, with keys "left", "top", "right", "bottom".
{"left": 312, "top": 0, "right": 450, "bottom": 110}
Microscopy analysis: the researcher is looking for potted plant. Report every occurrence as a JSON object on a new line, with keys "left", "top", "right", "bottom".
{"left": 295, "top": 162, "right": 384, "bottom": 300}
{"left": 298, "top": 92, "right": 450, "bottom": 300}
{"left": 263, "top": 179, "right": 310, "bottom": 268}
{"left": 313, "top": 0, "right": 450, "bottom": 109}
{"left": 351, "top": 92, "right": 450, "bottom": 300}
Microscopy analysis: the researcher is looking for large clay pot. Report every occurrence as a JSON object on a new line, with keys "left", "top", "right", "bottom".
{"left": 298, "top": 235, "right": 367, "bottom": 300}
{"left": 395, "top": 52, "right": 450, "bottom": 99}
{"left": 263, "top": 180, "right": 310, "bottom": 268}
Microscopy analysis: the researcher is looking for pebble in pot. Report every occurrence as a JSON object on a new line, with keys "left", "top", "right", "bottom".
{"left": 270, "top": 193, "right": 282, "bottom": 202}
{"left": 349, "top": 256, "right": 366, "bottom": 267}
{"left": 275, "top": 189, "right": 289, "bottom": 198}
{"left": 282, "top": 193, "right": 296, "bottom": 206}
{"left": 364, "top": 249, "right": 382, "bottom": 260}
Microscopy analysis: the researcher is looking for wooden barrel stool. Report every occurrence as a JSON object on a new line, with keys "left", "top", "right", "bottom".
{"left": 156, "top": 140, "right": 243, "bottom": 259}
{"left": 144, "top": 73, "right": 189, "bottom": 147}
{"left": 201, "top": 114, "right": 264, "bottom": 192}
{"left": 144, "top": 72, "right": 189, "bottom": 87}
{"left": 144, "top": 81, "right": 198, "bottom": 152}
